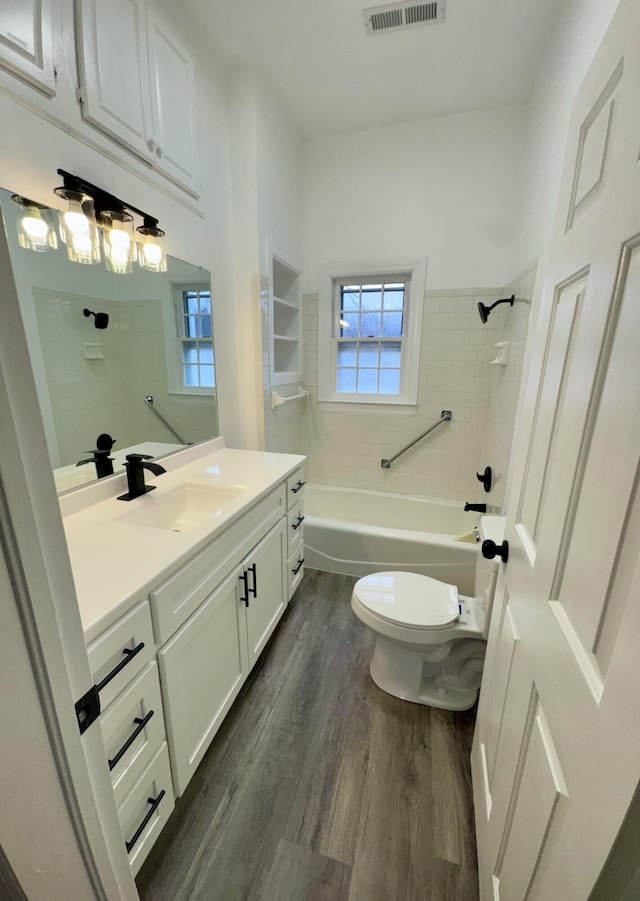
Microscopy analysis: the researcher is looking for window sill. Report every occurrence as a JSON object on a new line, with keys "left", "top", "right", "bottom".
{"left": 167, "top": 389, "right": 216, "bottom": 398}
{"left": 318, "top": 399, "right": 417, "bottom": 415}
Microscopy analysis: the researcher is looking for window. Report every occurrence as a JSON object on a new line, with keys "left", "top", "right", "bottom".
{"left": 319, "top": 261, "right": 425, "bottom": 405}
{"left": 173, "top": 286, "right": 215, "bottom": 393}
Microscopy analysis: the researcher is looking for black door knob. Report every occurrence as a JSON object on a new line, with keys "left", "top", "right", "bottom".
{"left": 482, "top": 539, "right": 509, "bottom": 563}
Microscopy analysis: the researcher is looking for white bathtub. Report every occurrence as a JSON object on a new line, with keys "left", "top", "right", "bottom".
{"left": 304, "top": 485, "right": 480, "bottom": 596}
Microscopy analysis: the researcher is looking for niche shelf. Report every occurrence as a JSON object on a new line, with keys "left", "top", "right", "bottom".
{"left": 268, "top": 250, "right": 302, "bottom": 388}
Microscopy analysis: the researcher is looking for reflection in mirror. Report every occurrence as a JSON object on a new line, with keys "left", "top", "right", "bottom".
{"left": 0, "top": 188, "right": 219, "bottom": 493}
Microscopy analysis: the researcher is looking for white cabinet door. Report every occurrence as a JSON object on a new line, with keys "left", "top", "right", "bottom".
{"left": 0, "top": 0, "right": 55, "bottom": 95}
{"left": 146, "top": 10, "right": 199, "bottom": 195}
{"left": 157, "top": 568, "right": 249, "bottom": 796}
{"left": 76, "top": 0, "right": 154, "bottom": 162}
{"left": 241, "top": 520, "right": 287, "bottom": 670}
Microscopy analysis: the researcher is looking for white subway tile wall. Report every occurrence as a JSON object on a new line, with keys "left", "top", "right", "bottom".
{"left": 298, "top": 280, "right": 534, "bottom": 505}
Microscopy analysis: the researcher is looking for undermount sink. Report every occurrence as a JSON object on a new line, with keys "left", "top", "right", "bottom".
{"left": 120, "top": 482, "right": 247, "bottom": 532}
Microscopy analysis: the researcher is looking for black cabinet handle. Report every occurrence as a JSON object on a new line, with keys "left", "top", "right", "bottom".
{"left": 96, "top": 642, "right": 145, "bottom": 693}
{"left": 291, "top": 514, "right": 305, "bottom": 531}
{"left": 292, "top": 558, "right": 304, "bottom": 576}
{"left": 239, "top": 570, "right": 250, "bottom": 607}
{"left": 291, "top": 479, "right": 305, "bottom": 494}
{"left": 125, "top": 790, "right": 166, "bottom": 853}
{"left": 248, "top": 563, "right": 257, "bottom": 598}
{"left": 108, "top": 710, "right": 155, "bottom": 772}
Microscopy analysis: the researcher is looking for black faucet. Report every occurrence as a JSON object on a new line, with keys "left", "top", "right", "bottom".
{"left": 76, "top": 433, "right": 117, "bottom": 479}
{"left": 464, "top": 502, "right": 487, "bottom": 513}
{"left": 117, "top": 453, "right": 166, "bottom": 501}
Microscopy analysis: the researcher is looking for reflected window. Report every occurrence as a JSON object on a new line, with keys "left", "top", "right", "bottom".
{"left": 174, "top": 287, "right": 215, "bottom": 391}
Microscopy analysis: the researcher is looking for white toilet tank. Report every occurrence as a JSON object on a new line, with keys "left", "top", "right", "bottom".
{"left": 473, "top": 515, "right": 507, "bottom": 639}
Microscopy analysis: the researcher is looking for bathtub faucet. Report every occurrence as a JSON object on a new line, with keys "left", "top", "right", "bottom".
{"left": 464, "top": 502, "right": 487, "bottom": 513}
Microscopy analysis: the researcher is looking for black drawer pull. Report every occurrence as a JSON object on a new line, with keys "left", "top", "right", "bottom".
{"left": 292, "top": 558, "right": 304, "bottom": 576}
{"left": 108, "top": 710, "right": 155, "bottom": 772}
{"left": 239, "top": 570, "right": 250, "bottom": 607}
{"left": 125, "top": 790, "right": 166, "bottom": 853}
{"left": 291, "top": 514, "right": 305, "bottom": 531}
{"left": 248, "top": 562, "right": 257, "bottom": 598}
{"left": 96, "top": 642, "right": 145, "bottom": 693}
{"left": 291, "top": 479, "right": 305, "bottom": 494}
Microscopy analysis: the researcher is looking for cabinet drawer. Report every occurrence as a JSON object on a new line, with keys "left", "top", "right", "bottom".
{"left": 118, "top": 742, "right": 174, "bottom": 876}
{"left": 287, "top": 500, "right": 305, "bottom": 556}
{"left": 150, "top": 485, "right": 285, "bottom": 644}
{"left": 100, "top": 662, "right": 165, "bottom": 808}
{"left": 87, "top": 601, "right": 155, "bottom": 711}
{"left": 288, "top": 547, "right": 305, "bottom": 599}
{"left": 286, "top": 468, "right": 305, "bottom": 509}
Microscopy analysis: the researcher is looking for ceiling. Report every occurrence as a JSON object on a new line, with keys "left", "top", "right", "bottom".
{"left": 174, "top": 0, "right": 566, "bottom": 137}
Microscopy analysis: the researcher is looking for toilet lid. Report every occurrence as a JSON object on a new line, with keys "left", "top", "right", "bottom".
{"left": 354, "top": 571, "right": 459, "bottom": 629}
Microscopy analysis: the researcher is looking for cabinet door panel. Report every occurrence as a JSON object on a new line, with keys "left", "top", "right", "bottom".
{"left": 158, "top": 569, "right": 249, "bottom": 795}
{"left": 147, "top": 10, "right": 199, "bottom": 195}
{"left": 0, "top": 0, "right": 55, "bottom": 94}
{"left": 76, "top": 0, "right": 153, "bottom": 160}
{"left": 244, "top": 520, "right": 286, "bottom": 669}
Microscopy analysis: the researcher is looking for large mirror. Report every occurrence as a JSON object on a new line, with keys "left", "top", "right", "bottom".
{"left": 0, "top": 188, "right": 219, "bottom": 493}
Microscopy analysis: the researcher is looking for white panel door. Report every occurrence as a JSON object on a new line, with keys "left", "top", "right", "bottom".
{"left": 76, "top": 0, "right": 154, "bottom": 162}
{"left": 472, "top": 1, "right": 640, "bottom": 898}
{"left": 242, "top": 520, "right": 287, "bottom": 670}
{"left": 146, "top": 10, "right": 199, "bottom": 196}
{"left": 0, "top": 0, "right": 55, "bottom": 94}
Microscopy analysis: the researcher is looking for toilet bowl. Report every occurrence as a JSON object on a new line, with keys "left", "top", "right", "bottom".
{"left": 351, "top": 515, "right": 505, "bottom": 711}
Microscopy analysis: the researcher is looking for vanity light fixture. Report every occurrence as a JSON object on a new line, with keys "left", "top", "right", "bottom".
{"left": 11, "top": 195, "right": 58, "bottom": 253}
{"left": 51, "top": 169, "right": 167, "bottom": 274}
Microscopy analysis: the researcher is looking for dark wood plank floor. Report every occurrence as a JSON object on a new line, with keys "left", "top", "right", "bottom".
{"left": 136, "top": 569, "right": 479, "bottom": 901}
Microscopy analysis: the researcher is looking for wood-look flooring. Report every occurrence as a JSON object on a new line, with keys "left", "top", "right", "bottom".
{"left": 136, "top": 569, "right": 479, "bottom": 901}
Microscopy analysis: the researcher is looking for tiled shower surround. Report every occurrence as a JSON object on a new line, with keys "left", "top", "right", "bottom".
{"left": 292, "top": 270, "right": 535, "bottom": 507}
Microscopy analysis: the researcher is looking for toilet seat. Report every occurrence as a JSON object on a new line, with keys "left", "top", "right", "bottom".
{"left": 353, "top": 571, "right": 459, "bottom": 630}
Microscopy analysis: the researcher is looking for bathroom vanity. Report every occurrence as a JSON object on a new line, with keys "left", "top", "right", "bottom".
{"left": 61, "top": 439, "right": 305, "bottom": 874}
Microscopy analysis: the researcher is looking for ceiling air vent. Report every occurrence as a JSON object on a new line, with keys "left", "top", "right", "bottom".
{"left": 363, "top": 0, "right": 445, "bottom": 35}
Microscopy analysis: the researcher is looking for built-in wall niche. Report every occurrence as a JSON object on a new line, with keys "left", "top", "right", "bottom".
{"left": 269, "top": 252, "right": 302, "bottom": 387}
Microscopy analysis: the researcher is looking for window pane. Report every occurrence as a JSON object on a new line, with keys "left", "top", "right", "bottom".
{"left": 358, "top": 343, "right": 379, "bottom": 368}
{"left": 199, "top": 293, "right": 211, "bottom": 315}
{"left": 379, "top": 369, "right": 400, "bottom": 394}
{"left": 183, "top": 341, "right": 198, "bottom": 363}
{"left": 200, "top": 315, "right": 212, "bottom": 338}
{"left": 337, "top": 342, "right": 357, "bottom": 366}
{"left": 382, "top": 312, "right": 403, "bottom": 337}
{"left": 341, "top": 312, "right": 359, "bottom": 336}
{"left": 184, "top": 315, "right": 198, "bottom": 337}
{"left": 357, "top": 369, "right": 378, "bottom": 394}
{"left": 361, "top": 311, "right": 381, "bottom": 337}
{"left": 198, "top": 344, "right": 214, "bottom": 364}
{"left": 183, "top": 364, "right": 198, "bottom": 386}
{"left": 337, "top": 369, "right": 356, "bottom": 393}
{"left": 380, "top": 341, "right": 401, "bottom": 367}
{"left": 341, "top": 290, "right": 360, "bottom": 312}
{"left": 361, "top": 289, "right": 382, "bottom": 311}
{"left": 184, "top": 293, "right": 198, "bottom": 314}
{"left": 200, "top": 365, "right": 215, "bottom": 387}
{"left": 383, "top": 289, "right": 405, "bottom": 310}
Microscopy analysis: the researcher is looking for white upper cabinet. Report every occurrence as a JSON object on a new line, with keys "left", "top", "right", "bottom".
{"left": 76, "top": 0, "right": 153, "bottom": 162}
{"left": 0, "top": 0, "right": 56, "bottom": 95}
{"left": 76, "top": 0, "right": 200, "bottom": 197}
{"left": 146, "top": 11, "right": 199, "bottom": 195}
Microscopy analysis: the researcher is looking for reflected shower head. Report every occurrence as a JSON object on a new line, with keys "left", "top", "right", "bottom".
{"left": 83, "top": 307, "right": 109, "bottom": 329}
{"left": 477, "top": 294, "right": 515, "bottom": 324}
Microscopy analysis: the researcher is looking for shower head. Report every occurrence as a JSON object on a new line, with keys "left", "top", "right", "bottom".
{"left": 477, "top": 294, "right": 515, "bottom": 324}
{"left": 83, "top": 307, "right": 109, "bottom": 329}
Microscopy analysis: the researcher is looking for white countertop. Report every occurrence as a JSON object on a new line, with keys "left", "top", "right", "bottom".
{"left": 60, "top": 438, "right": 305, "bottom": 643}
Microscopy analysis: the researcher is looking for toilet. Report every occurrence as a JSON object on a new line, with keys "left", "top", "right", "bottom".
{"left": 351, "top": 515, "right": 506, "bottom": 711}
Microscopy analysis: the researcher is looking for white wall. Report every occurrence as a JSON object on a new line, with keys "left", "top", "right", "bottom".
{"left": 510, "top": 0, "right": 621, "bottom": 276}
{"left": 302, "top": 106, "right": 525, "bottom": 294}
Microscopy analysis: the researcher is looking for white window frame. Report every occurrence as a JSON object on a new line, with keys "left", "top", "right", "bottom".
{"left": 165, "top": 283, "right": 216, "bottom": 396}
{"left": 318, "top": 260, "right": 426, "bottom": 406}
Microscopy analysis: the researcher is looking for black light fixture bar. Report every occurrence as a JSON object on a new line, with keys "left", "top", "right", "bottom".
{"left": 56, "top": 168, "right": 161, "bottom": 231}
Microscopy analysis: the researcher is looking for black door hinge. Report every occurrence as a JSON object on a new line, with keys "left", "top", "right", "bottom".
{"left": 75, "top": 685, "right": 101, "bottom": 734}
